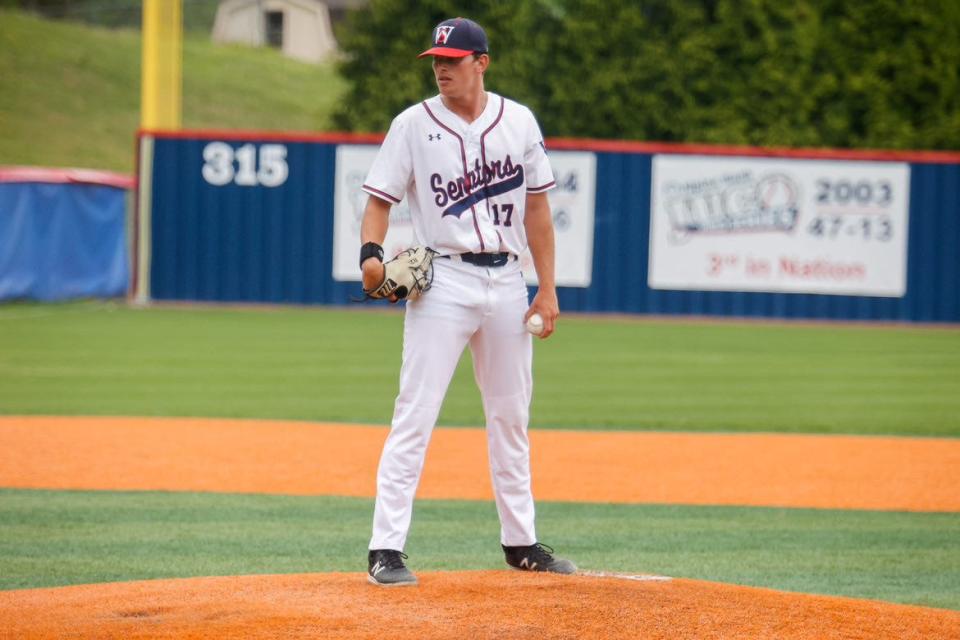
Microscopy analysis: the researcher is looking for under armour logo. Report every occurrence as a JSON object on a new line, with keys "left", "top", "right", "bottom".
{"left": 435, "top": 25, "right": 455, "bottom": 44}
{"left": 428, "top": 133, "right": 442, "bottom": 141}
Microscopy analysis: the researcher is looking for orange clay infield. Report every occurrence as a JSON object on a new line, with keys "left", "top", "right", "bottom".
{"left": 1, "top": 415, "right": 959, "bottom": 639}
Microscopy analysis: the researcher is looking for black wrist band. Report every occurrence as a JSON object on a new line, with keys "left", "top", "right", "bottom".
{"left": 360, "top": 242, "right": 384, "bottom": 269}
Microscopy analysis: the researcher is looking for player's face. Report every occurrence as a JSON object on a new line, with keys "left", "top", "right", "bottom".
{"left": 432, "top": 54, "right": 486, "bottom": 98}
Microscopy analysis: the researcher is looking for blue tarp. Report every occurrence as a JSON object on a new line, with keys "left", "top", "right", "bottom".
{"left": 0, "top": 181, "right": 129, "bottom": 301}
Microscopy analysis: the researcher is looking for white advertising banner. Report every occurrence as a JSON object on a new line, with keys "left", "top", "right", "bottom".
{"left": 648, "top": 155, "right": 911, "bottom": 297}
{"left": 333, "top": 145, "right": 596, "bottom": 287}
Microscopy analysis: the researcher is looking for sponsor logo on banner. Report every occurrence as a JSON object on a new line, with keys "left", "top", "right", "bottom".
{"left": 332, "top": 146, "right": 596, "bottom": 287}
{"left": 663, "top": 172, "right": 800, "bottom": 242}
{"left": 648, "top": 155, "right": 910, "bottom": 297}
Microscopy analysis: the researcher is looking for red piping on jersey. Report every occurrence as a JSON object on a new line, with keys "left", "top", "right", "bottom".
{"left": 478, "top": 96, "right": 505, "bottom": 177}
{"left": 479, "top": 96, "right": 506, "bottom": 162}
{"left": 527, "top": 180, "right": 556, "bottom": 193}
{"left": 362, "top": 184, "right": 402, "bottom": 204}
{"left": 422, "top": 100, "right": 486, "bottom": 251}
{"left": 479, "top": 96, "right": 507, "bottom": 250}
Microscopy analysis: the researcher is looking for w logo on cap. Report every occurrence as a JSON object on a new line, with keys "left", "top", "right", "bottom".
{"left": 435, "top": 25, "right": 455, "bottom": 44}
{"left": 419, "top": 18, "right": 487, "bottom": 58}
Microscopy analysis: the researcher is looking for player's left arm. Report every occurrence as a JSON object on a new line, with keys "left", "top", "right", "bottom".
{"left": 524, "top": 191, "right": 559, "bottom": 339}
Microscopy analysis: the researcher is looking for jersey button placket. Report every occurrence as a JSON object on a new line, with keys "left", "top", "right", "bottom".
{"left": 466, "top": 131, "right": 491, "bottom": 249}
{"left": 464, "top": 138, "right": 487, "bottom": 250}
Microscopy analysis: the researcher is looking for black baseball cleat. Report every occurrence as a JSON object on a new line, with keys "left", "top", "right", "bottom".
{"left": 367, "top": 549, "right": 418, "bottom": 586}
{"left": 502, "top": 542, "right": 577, "bottom": 574}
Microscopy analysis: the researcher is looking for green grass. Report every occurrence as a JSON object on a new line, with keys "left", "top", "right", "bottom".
{"left": 0, "top": 9, "right": 346, "bottom": 174}
{"left": 1, "top": 303, "right": 957, "bottom": 610}
{"left": 1, "top": 301, "right": 958, "bottom": 436}
{"left": 1, "top": 489, "right": 958, "bottom": 610}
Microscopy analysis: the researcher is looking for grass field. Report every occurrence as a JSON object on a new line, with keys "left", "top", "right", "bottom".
{"left": 2, "top": 301, "right": 959, "bottom": 610}
{"left": 1, "top": 301, "right": 958, "bottom": 436}
{"left": 0, "top": 9, "right": 345, "bottom": 174}
{"left": 2, "top": 489, "right": 958, "bottom": 610}
{"left": 1, "top": 301, "right": 959, "bottom": 609}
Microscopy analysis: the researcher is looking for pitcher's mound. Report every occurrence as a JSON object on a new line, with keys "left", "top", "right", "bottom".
{"left": 1, "top": 571, "right": 957, "bottom": 639}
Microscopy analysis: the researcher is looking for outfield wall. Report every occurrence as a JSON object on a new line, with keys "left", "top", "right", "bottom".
{"left": 135, "top": 131, "right": 960, "bottom": 322}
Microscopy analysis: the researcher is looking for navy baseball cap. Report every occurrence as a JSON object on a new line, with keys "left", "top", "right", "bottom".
{"left": 418, "top": 17, "right": 488, "bottom": 58}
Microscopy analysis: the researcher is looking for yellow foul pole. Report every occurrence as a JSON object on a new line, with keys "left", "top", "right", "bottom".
{"left": 141, "top": 0, "right": 183, "bottom": 129}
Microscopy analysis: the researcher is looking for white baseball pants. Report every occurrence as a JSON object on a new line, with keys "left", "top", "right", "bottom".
{"left": 369, "top": 257, "right": 537, "bottom": 551}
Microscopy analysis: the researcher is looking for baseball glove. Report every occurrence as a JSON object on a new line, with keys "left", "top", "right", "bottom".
{"left": 364, "top": 246, "right": 438, "bottom": 301}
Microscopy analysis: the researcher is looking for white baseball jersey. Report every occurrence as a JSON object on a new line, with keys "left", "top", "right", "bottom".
{"left": 362, "top": 92, "right": 556, "bottom": 256}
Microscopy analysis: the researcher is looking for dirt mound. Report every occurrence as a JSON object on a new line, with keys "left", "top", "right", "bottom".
{"left": 1, "top": 571, "right": 957, "bottom": 640}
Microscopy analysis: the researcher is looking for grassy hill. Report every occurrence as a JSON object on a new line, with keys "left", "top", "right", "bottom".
{"left": 0, "top": 9, "right": 346, "bottom": 174}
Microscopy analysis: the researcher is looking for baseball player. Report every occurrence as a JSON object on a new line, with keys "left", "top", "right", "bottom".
{"left": 359, "top": 17, "right": 577, "bottom": 586}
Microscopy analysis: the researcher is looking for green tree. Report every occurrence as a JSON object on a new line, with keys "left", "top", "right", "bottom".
{"left": 810, "top": 0, "right": 960, "bottom": 149}
{"left": 334, "top": 0, "right": 960, "bottom": 150}
{"left": 331, "top": 0, "right": 559, "bottom": 133}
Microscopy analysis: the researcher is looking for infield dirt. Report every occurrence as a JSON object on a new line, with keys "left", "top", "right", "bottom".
{"left": 2, "top": 416, "right": 959, "bottom": 639}
{"left": 2, "top": 416, "right": 959, "bottom": 511}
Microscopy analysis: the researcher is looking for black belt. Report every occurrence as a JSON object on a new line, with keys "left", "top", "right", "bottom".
{"left": 443, "top": 252, "right": 515, "bottom": 267}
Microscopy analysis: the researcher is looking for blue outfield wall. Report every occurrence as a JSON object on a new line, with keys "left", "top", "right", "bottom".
{"left": 571, "top": 154, "right": 960, "bottom": 322}
{"left": 142, "top": 133, "right": 960, "bottom": 322}
{"left": 149, "top": 139, "right": 351, "bottom": 305}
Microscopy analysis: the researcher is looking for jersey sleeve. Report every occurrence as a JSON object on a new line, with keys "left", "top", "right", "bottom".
{"left": 362, "top": 114, "right": 413, "bottom": 204}
{"left": 523, "top": 109, "right": 556, "bottom": 194}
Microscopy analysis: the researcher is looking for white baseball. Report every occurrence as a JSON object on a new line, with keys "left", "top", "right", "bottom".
{"left": 525, "top": 313, "right": 544, "bottom": 336}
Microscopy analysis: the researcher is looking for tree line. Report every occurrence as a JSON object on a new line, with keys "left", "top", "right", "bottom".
{"left": 333, "top": 0, "right": 960, "bottom": 150}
